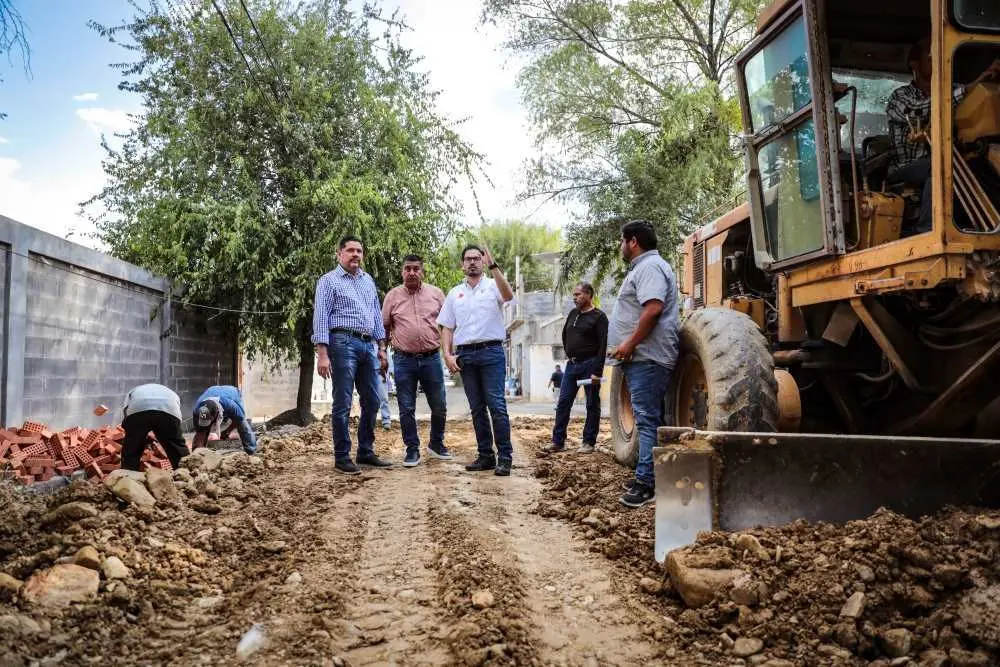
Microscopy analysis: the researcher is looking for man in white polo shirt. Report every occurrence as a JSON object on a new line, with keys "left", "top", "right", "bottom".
{"left": 438, "top": 244, "right": 515, "bottom": 476}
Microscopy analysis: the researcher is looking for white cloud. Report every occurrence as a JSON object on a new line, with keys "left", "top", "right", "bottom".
{"left": 0, "top": 156, "right": 101, "bottom": 246}
{"left": 72, "top": 92, "right": 100, "bottom": 102}
{"left": 76, "top": 107, "right": 134, "bottom": 136}
{"left": 0, "top": 136, "right": 8, "bottom": 144}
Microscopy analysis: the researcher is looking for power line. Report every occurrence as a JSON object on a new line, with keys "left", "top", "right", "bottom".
{"left": 209, "top": 0, "right": 282, "bottom": 115}
{"left": 236, "top": 0, "right": 292, "bottom": 105}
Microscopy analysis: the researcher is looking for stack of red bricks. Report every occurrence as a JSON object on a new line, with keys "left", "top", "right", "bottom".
{"left": 0, "top": 420, "right": 173, "bottom": 485}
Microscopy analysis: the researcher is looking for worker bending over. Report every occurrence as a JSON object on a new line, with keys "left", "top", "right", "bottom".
{"left": 192, "top": 384, "right": 258, "bottom": 454}
{"left": 120, "top": 383, "right": 190, "bottom": 470}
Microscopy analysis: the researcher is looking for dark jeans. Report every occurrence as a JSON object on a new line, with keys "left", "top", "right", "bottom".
{"left": 330, "top": 332, "right": 380, "bottom": 461}
{"left": 214, "top": 415, "right": 258, "bottom": 454}
{"left": 890, "top": 157, "right": 932, "bottom": 234}
{"left": 122, "top": 410, "right": 190, "bottom": 471}
{"left": 458, "top": 344, "right": 512, "bottom": 462}
{"left": 551, "top": 356, "right": 602, "bottom": 447}
{"left": 622, "top": 361, "right": 671, "bottom": 488}
{"left": 394, "top": 350, "right": 447, "bottom": 453}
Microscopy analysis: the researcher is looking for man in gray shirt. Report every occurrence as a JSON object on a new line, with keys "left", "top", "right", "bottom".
{"left": 120, "top": 383, "right": 190, "bottom": 471}
{"left": 608, "top": 219, "right": 679, "bottom": 508}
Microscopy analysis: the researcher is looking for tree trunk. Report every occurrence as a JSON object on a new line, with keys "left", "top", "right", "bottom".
{"left": 295, "top": 316, "right": 315, "bottom": 424}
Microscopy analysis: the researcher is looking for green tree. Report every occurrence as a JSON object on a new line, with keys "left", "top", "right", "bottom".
{"left": 426, "top": 220, "right": 562, "bottom": 292}
{"left": 482, "top": 0, "right": 765, "bottom": 281}
{"left": 84, "top": 0, "right": 481, "bottom": 423}
{"left": 1, "top": 0, "right": 30, "bottom": 120}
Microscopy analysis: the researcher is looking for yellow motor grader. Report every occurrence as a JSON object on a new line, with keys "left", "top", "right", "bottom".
{"left": 606, "top": 0, "right": 1000, "bottom": 560}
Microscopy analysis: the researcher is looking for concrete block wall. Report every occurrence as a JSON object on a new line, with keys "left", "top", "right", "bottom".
{"left": 168, "top": 306, "right": 238, "bottom": 418}
{"left": 241, "top": 357, "right": 300, "bottom": 420}
{"left": 0, "top": 215, "right": 238, "bottom": 430}
{"left": 22, "top": 257, "right": 163, "bottom": 427}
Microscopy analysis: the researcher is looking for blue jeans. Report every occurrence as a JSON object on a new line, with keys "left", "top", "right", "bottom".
{"left": 394, "top": 351, "right": 447, "bottom": 453}
{"left": 234, "top": 417, "right": 258, "bottom": 454}
{"left": 551, "top": 356, "right": 601, "bottom": 447}
{"left": 623, "top": 361, "right": 671, "bottom": 488}
{"left": 329, "top": 333, "right": 380, "bottom": 461}
{"left": 890, "top": 157, "right": 931, "bottom": 234}
{"left": 458, "top": 344, "right": 512, "bottom": 462}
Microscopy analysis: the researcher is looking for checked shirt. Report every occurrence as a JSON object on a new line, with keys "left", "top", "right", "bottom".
{"left": 311, "top": 265, "right": 386, "bottom": 346}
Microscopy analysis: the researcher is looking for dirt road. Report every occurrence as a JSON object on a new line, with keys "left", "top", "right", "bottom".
{"left": 5, "top": 416, "right": 1000, "bottom": 666}
{"left": 0, "top": 418, "right": 663, "bottom": 666}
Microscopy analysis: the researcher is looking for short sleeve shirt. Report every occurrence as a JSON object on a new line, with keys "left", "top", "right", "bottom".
{"left": 608, "top": 250, "right": 680, "bottom": 369}
{"left": 437, "top": 277, "right": 507, "bottom": 346}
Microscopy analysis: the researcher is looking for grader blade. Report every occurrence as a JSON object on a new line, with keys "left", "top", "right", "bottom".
{"left": 653, "top": 426, "right": 1000, "bottom": 562}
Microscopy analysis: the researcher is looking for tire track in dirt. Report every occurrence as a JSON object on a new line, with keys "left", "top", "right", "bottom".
{"left": 330, "top": 448, "right": 456, "bottom": 666}
{"left": 444, "top": 427, "right": 662, "bottom": 667}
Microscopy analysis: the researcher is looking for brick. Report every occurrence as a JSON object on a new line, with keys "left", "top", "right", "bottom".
{"left": 82, "top": 430, "right": 102, "bottom": 449}
{"left": 23, "top": 457, "right": 56, "bottom": 467}
{"left": 22, "top": 443, "right": 48, "bottom": 456}
{"left": 18, "top": 420, "right": 46, "bottom": 435}
{"left": 55, "top": 465, "right": 77, "bottom": 475}
{"left": 98, "top": 463, "right": 119, "bottom": 473}
{"left": 0, "top": 442, "right": 9, "bottom": 459}
{"left": 38, "top": 469, "right": 54, "bottom": 482}
{"left": 105, "top": 426, "right": 125, "bottom": 442}
{"left": 86, "top": 462, "right": 104, "bottom": 480}
{"left": 72, "top": 448, "right": 94, "bottom": 465}
{"left": 62, "top": 450, "right": 79, "bottom": 468}
{"left": 0, "top": 429, "right": 18, "bottom": 443}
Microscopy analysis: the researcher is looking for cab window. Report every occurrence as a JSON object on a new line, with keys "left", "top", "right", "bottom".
{"left": 744, "top": 15, "right": 812, "bottom": 132}
{"left": 953, "top": 0, "right": 1000, "bottom": 33}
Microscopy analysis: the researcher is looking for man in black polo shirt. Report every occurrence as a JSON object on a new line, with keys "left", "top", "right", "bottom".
{"left": 543, "top": 281, "right": 609, "bottom": 454}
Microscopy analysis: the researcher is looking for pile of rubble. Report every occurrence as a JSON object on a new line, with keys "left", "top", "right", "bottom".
{"left": 0, "top": 420, "right": 173, "bottom": 486}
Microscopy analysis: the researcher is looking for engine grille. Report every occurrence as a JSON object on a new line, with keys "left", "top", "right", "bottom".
{"left": 692, "top": 241, "right": 705, "bottom": 307}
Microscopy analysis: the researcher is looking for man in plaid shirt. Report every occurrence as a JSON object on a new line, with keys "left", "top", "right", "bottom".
{"left": 312, "top": 235, "right": 393, "bottom": 474}
{"left": 886, "top": 37, "right": 1000, "bottom": 234}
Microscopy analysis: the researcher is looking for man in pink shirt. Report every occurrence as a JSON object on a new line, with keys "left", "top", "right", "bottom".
{"left": 382, "top": 254, "right": 452, "bottom": 467}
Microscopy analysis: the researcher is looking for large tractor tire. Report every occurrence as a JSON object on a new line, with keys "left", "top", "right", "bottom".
{"left": 610, "top": 308, "right": 778, "bottom": 467}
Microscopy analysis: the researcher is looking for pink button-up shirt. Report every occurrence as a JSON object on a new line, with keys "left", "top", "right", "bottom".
{"left": 382, "top": 283, "right": 446, "bottom": 354}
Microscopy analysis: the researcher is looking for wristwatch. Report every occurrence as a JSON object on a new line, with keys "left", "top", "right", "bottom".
{"left": 489, "top": 263, "right": 499, "bottom": 270}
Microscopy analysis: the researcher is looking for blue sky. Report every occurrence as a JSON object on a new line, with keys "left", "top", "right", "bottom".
{"left": 0, "top": 0, "right": 567, "bottom": 248}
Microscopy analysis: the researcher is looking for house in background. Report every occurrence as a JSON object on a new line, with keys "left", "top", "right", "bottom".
{"left": 504, "top": 252, "right": 618, "bottom": 404}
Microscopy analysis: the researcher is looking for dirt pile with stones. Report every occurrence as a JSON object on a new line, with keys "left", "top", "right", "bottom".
{"left": 0, "top": 422, "right": 356, "bottom": 666}
{"left": 526, "top": 430, "right": 1000, "bottom": 666}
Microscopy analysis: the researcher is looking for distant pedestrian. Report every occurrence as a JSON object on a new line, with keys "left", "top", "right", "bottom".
{"left": 439, "top": 244, "right": 515, "bottom": 476}
{"left": 543, "top": 282, "right": 609, "bottom": 455}
{"left": 312, "top": 235, "right": 393, "bottom": 474}
{"left": 192, "top": 385, "right": 257, "bottom": 455}
{"left": 382, "top": 254, "right": 451, "bottom": 467}
{"left": 377, "top": 373, "right": 392, "bottom": 430}
{"left": 609, "top": 220, "right": 679, "bottom": 508}
{"left": 548, "top": 364, "right": 564, "bottom": 397}
{"left": 120, "top": 383, "right": 190, "bottom": 471}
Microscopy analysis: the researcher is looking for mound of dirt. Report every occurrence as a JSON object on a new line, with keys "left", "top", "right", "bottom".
{"left": 523, "top": 427, "right": 1000, "bottom": 666}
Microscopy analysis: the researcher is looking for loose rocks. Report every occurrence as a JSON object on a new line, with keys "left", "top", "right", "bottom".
{"left": 108, "top": 476, "right": 156, "bottom": 507}
{"left": 732, "top": 637, "right": 764, "bottom": 657}
{"left": 471, "top": 590, "right": 495, "bottom": 609}
{"left": 72, "top": 546, "right": 101, "bottom": 570}
{"left": 145, "top": 467, "right": 180, "bottom": 503}
{"left": 954, "top": 585, "right": 1000, "bottom": 649}
{"left": 665, "top": 550, "right": 743, "bottom": 608}
{"left": 841, "top": 591, "right": 866, "bottom": 619}
{"left": 22, "top": 564, "right": 100, "bottom": 607}
{"left": 40, "top": 501, "right": 98, "bottom": 527}
{"left": 101, "top": 556, "right": 130, "bottom": 580}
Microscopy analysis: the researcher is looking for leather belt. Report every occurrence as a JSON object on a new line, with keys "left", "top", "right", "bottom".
{"left": 330, "top": 328, "right": 374, "bottom": 342}
{"left": 456, "top": 340, "right": 503, "bottom": 352}
{"left": 395, "top": 349, "right": 440, "bottom": 358}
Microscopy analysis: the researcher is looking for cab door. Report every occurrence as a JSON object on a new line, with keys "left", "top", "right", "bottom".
{"left": 736, "top": 0, "right": 844, "bottom": 271}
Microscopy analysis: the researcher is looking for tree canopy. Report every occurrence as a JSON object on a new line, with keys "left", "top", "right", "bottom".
{"left": 85, "top": 0, "right": 480, "bottom": 420}
{"left": 482, "top": 0, "right": 766, "bottom": 281}
{"left": 426, "top": 219, "right": 562, "bottom": 293}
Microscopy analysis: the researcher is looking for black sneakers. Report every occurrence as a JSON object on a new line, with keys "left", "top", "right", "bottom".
{"left": 403, "top": 449, "right": 421, "bottom": 468}
{"left": 620, "top": 481, "right": 655, "bottom": 508}
{"left": 335, "top": 459, "right": 361, "bottom": 475}
{"left": 494, "top": 460, "right": 512, "bottom": 476}
{"left": 427, "top": 444, "right": 454, "bottom": 461}
{"left": 357, "top": 454, "right": 393, "bottom": 468}
{"left": 465, "top": 456, "right": 496, "bottom": 472}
